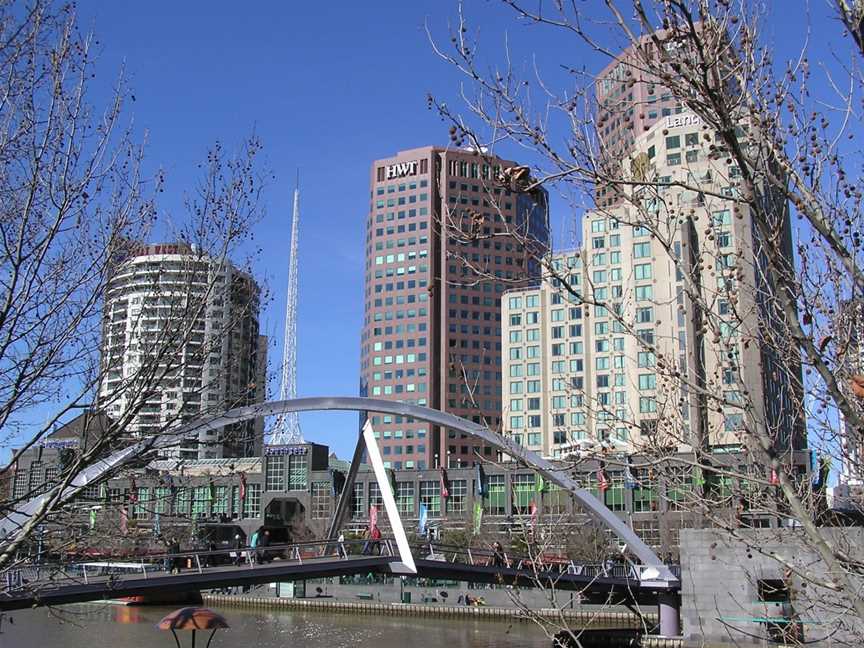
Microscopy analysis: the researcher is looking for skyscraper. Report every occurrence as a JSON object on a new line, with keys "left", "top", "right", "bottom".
{"left": 360, "top": 146, "right": 549, "bottom": 469}
{"left": 502, "top": 108, "right": 805, "bottom": 457}
{"left": 99, "top": 243, "right": 267, "bottom": 459}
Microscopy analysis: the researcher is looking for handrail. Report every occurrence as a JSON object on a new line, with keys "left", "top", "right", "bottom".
{"left": 1, "top": 536, "right": 682, "bottom": 597}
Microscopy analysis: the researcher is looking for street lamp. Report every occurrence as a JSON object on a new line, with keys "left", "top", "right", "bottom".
{"left": 157, "top": 607, "right": 229, "bottom": 648}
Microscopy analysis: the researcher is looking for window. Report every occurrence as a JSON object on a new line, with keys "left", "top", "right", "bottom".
{"left": 724, "top": 413, "right": 744, "bottom": 431}
{"left": 639, "top": 396, "right": 657, "bottom": 413}
{"left": 311, "top": 482, "right": 330, "bottom": 519}
{"left": 288, "top": 454, "right": 308, "bottom": 490}
{"left": 351, "top": 483, "right": 364, "bottom": 519}
{"left": 396, "top": 482, "right": 415, "bottom": 514}
{"left": 449, "top": 479, "right": 467, "bottom": 514}
{"left": 632, "top": 519, "right": 661, "bottom": 547}
{"left": 265, "top": 456, "right": 285, "bottom": 491}
{"left": 246, "top": 484, "right": 262, "bottom": 519}
{"left": 368, "top": 482, "right": 384, "bottom": 513}
{"left": 632, "top": 469, "right": 656, "bottom": 512}
{"left": 134, "top": 487, "right": 150, "bottom": 520}
{"left": 635, "top": 285, "right": 653, "bottom": 301}
{"left": 636, "top": 307, "right": 653, "bottom": 323}
{"left": 634, "top": 263, "right": 652, "bottom": 280}
{"left": 512, "top": 474, "right": 536, "bottom": 514}
{"left": 638, "top": 351, "right": 656, "bottom": 367}
{"left": 710, "top": 209, "right": 733, "bottom": 228}
{"left": 665, "top": 135, "right": 681, "bottom": 149}
{"left": 666, "top": 152, "right": 681, "bottom": 166}
{"left": 420, "top": 480, "right": 441, "bottom": 516}
{"left": 633, "top": 242, "right": 651, "bottom": 258}
{"left": 485, "top": 475, "right": 506, "bottom": 515}
{"left": 604, "top": 476, "right": 625, "bottom": 511}
{"left": 685, "top": 132, "right": 699, "bottom": 146}
{"left": 638, "top": 374, "right": 656, "bottom": 390}
{"left": 12, "top": 471, "right": 27, "bottom": 499}
{"left": 666, "top": 467, "right": 692, "bottom": 511}
{"left": 211, "top": 486, "right": 228, "bottom": 516}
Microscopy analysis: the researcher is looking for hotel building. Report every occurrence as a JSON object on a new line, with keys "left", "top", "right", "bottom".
{"left": 360, "top": 147, "right": 549, "bottom": 469}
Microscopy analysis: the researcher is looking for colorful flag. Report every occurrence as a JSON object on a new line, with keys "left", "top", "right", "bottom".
{"left": 418, "top": 503, "right": 428, "bottom": 535}
{"left": 120, "top": 507, "right": 128, "bottom": 535}
{"left": 89, "top": 509, "right": 97, "bottom": 530}
{"left": 535, "top": 475, "right": 547, "bottom": 494}
{"left": 624, "top": 466, "right": 637, "bottom": 489}
{"left": 529, "top": 501, "right": 538, "bottom": 529}
{"left": 129, "top": 478, "right": 138, "bottom": 504}
{"left": 369, "top": 505, "right": 378, "bottom": 531}
{"left": 475, "top": 463, "right": 487, "bottom": 497}
{"left": 769, "top": 468, "right": 780, "bottom": 486}
{"left": 473, "top": 502, "right": 483, "bottom": 535}
{"left": 239, "top": 472, "right": 247, "bottom": 501}
{"left": 153, "top": 511, "right": 161, "bottom": 536}
{"left": 693, "top": 466, "right": 705, "bottom": 489}
{"left": 597, "top": 469, "right": 609, "bottom": 493}
{"left": 440, "top": 468, "right": 450, "bottom": 499}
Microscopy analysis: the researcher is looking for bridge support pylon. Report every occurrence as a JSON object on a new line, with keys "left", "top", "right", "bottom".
{"left": 658, "top": 592, "right": 681, "bottom": 637}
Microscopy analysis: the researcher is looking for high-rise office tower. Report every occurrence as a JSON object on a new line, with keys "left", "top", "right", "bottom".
{"left": 99, "top": 243, "right": 267, "bottom": 459}
{"left": 502, "top": 108, "right": 805, "bottom": 457}
{"left": 360, "top": 147, "right": 549, "bottom": 469}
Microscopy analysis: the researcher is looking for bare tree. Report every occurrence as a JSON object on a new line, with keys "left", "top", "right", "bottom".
{"left": 429, "top": 0, "right": 864, "bottom": 643}
{"left": 0, "top": 0, "right": 268, "bottom": 577}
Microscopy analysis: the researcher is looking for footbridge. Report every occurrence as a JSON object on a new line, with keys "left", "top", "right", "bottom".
{"left": 0, "top": 397, "right": 682, "bottom": 634}
{"left": 0, "top": 537, "right": 679, "bottom": 612}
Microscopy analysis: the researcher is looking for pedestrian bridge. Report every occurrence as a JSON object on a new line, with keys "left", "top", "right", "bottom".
{"left": 0, "top": 538, "right": 679, "bottom": 612}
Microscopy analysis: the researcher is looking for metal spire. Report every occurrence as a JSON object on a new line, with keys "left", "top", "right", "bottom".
{"left": 271, "top": 173, "right": 303, "bottom": 445}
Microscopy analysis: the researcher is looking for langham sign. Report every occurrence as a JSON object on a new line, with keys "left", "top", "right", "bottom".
{"left": 665, "top": 113, "right": 701, "bottom": 129}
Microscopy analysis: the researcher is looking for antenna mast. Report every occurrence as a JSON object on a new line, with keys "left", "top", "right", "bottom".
{"left": 271, "top": 172, "right": 303, "bottom": 445}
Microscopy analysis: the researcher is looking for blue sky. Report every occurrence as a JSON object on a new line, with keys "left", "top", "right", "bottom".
{"left": 65, "top": 2, "right": 844, "bottom": 460}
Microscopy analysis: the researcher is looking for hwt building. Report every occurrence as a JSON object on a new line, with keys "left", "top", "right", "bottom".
{"left": 360, "top": 147, "right": 549, "bottom": 470}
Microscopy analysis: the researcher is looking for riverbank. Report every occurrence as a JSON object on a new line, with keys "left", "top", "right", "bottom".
{"left": 202, "top": 593, "right": 683, "bottom": 647}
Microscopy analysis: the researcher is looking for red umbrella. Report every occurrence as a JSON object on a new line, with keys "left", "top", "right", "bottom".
{"left": 157, "top": 607, "right": 229, "bottom": 648}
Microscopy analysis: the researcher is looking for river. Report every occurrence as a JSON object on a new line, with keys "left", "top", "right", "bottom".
{"left": 0, "top": 603, "right": 556, "bottom": 648}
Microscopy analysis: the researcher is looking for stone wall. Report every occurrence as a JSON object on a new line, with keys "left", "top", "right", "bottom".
{"left": 680, "top": 528, "right": 864, "bottom": 646}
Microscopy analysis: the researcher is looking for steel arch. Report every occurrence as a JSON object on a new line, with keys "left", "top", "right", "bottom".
{"left": 1, "top": 397, "right": 676, "bottom": 583}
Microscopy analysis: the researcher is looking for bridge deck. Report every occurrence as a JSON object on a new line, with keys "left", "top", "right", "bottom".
{"left": 0, "top": 540, "right": 678, "bottom": 611}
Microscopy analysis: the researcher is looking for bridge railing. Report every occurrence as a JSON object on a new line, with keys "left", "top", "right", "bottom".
{"left": 410, "top": 541, "right": 680, "bottom": 581}
{"left": 2, "top": 536, "right": 682, "bottom": 598}
{"left": 0, "top": 537, "right": 396, "bottom": 595}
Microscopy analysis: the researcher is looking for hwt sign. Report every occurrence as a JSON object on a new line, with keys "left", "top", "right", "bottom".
{"left": 386, "top": 161, "right": 418, "bottom": 179}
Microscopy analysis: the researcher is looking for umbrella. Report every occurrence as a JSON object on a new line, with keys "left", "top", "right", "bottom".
{"left": 157, "top": 607, "right": 229, "bottom": 648}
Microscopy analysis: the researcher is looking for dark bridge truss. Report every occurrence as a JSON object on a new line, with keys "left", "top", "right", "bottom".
{"left": 0, "top": 539, "right": 677, "bottom": 612}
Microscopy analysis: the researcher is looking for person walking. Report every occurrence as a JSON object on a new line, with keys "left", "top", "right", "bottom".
{"left": 259, "top": 530, "right": 271, "bottom": 564}
{"left": 160, "top": 536, "right": 172, "bottom": 573}
{"left": 337, "top": 531, "right": 346, "bottom": 558}
{"left": 369, "top": 525, "right": 382, "bottom": 556}
{"left": 169, "top": 538, "right": 182, "bottom": 574}
{"left": 249, "top": 528, "right": 260, "bottom": 565}
{"left": 360, "top": 528, "right": 371, "bottom": 556}
{"left": 232, "top": 534, "right": 244, "bottom": 566}
{"left": 491, "top": 541, "right": 506, "bottom": 568}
